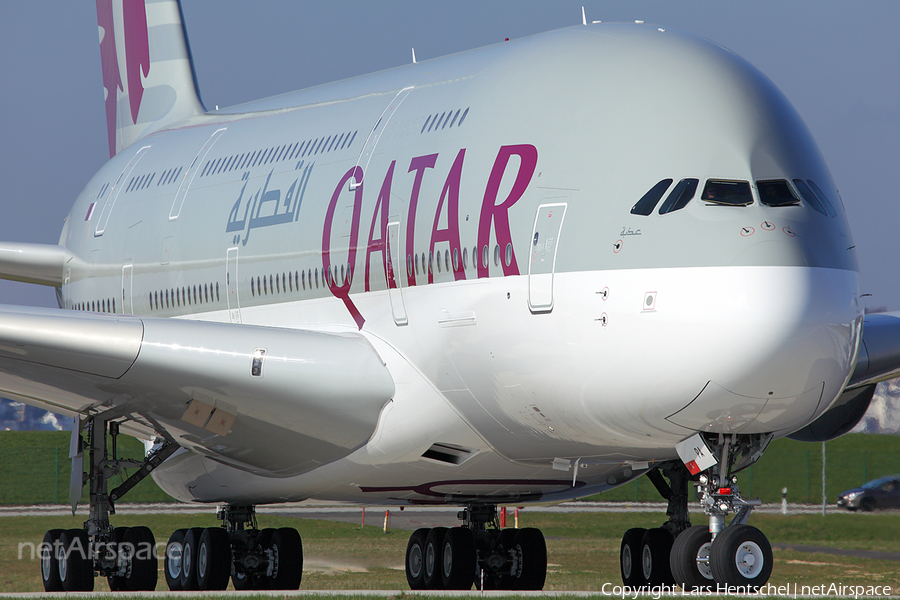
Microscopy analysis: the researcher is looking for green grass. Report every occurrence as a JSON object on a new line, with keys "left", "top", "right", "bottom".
{"left": 3, "top": 511, "right": 900, "bottom": 593}
{"left": 0, "top": 431, "right": 173, "bottom": 505}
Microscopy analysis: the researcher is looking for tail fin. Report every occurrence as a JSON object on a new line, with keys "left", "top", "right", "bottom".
{"left": 96, "top": 0, "right": 205, "bottom": 157}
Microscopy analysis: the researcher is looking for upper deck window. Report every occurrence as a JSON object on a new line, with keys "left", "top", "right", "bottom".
{"left": 701, "top": 180, "right": 753, "bottom": 206}
{"left": 806, "top": 180, "right": 838, "bottom": 217}
{"left": 757, "top": 180, "right": 800, "bottom": 207}
{"left": 658, "top": 178, "right": 699, "bottom": 215}
{"left": 631, "top": 179, "right": 672, "bottom": 216}
{"left": 792, "top": 179, "right": 828, "bottom": 216}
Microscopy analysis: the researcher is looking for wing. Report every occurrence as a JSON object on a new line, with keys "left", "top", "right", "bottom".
{"left": 0, "top": 305, "right": 394, "bottom": 477}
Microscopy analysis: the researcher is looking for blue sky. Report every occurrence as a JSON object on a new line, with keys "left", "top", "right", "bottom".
{"left": 1, "top": 1, "right": 898, "bottom": 309}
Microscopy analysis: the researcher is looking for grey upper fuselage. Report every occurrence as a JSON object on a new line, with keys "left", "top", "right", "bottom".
{"left": 59, "top": 23, "right": 856, "bottom": 316}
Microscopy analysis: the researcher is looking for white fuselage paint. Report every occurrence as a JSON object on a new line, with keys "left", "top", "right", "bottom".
{"left": 148, "top": 264, "right": 858, "bottom": 505}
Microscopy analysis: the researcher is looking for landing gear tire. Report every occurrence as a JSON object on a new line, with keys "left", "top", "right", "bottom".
{"left": 107, "top": 527, "right": 130, "bottom": 591}
{"left": 180, "top": 527, "right": 205, "bottom": 590}
{"left": 861, "top": 498, "right": 876, "bottom": 512}
{"left": 58, "top": 529, "right": 93, "bottom": 592}
{"left": 122, "top": 526, "right": 157, "bottom": 591}
{"left": 40, "top": 529, "right": 64, "bottom": 591}
{"left": 165, "top": 529, "right": 186, "bottom": 591}
{"left": 405, "top": 528, "right": 429, "bottom": 590}
{"left": 232, "top": 528, "right": 274, "bottom": 590}
{"left": 710, "top": 524, "right": 773, "bottom": 591}
{"left": 197, "top": 528, "right": 231, "bottom": 590}
{"left": 268, "top": 527, "right": 303, "bottom": 590}
{"left": 423, "top": 527, "right": 448, "bottom": 589}
{"left": 511, "top": 527, "right": 547, "bottom": 590}
{"left": 670, "top": 525, "right": 713, "bottom": 591}
{"left": 441, "top": 527, "right": 476, "bottom": 590}
{"left": 620, "top": 527, "right": 647, "bottom": 586}
{"left": 641, "top": 528, "right": 675, "bottom": 586}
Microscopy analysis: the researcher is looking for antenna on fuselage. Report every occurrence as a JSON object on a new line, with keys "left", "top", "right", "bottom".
{"left": 412, "top": 48, "right": 417, "bottom": 64}
{"left": 582, "top": 6, "right": 587, "bottom": 25}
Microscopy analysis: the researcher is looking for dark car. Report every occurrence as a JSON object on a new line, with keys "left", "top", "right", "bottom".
{"left": 837, "top": 475, "right": 900, "bottom": 511}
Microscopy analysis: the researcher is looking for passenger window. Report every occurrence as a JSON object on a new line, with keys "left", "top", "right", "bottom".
{"left": 792, "top": 179, "right": 827, "bottom": 216}
{"left": 700, "top": 180, "right": 752, "bottom": 206}
{"left": 504, "top": 244, "right": 512, "bottom": 267}
{"left": 494, "top": 245, "right": 500, "bottom": 266}
{"left": 807, "top": 180, "right": 837, "bottom": 217}
{"left": 631, "top": 179, "right": 673, "bottom": 216}
{"left": 415, "top": 253, "right": 420, "bottom": 276}
{"left": 436, "top": 251, "right": 441, "bottom": 273}
{"left": 453, "top": 248, "right": 459, "bottom": 271}
{"left": 444, "top": 249, "right": 450, "bottom": 272}
{"left": 658, "top": 179, "right": 700, "bottom": 214}
{"left": 482, "top": 245, "right": 488, "bottom": 268}
{"left": 407, "top": 254, "right": 413, "bottom": 278}
{"left": 757, "top": 180, "right": 799, "bottom": 207}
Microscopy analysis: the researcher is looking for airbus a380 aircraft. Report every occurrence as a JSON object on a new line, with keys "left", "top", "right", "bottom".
{"left": 4, "top": 0, "right": 900, "bottom": 593}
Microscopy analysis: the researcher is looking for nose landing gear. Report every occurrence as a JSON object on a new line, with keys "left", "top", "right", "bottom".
{"left": 619, "top": 433, "right": 774, "bottom": 592}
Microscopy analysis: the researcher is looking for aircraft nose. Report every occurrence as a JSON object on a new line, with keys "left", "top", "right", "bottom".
{"left": 664, "top": 266, "right": 860, "bottom": 435}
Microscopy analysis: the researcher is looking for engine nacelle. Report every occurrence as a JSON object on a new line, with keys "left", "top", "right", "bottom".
{"left": 787, "top": 384, "right": 875, "bottom": 442}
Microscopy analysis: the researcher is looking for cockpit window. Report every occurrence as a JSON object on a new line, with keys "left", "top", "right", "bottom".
{"left": 757, "top": 180, "right": 800, "bottom": 207}
{"left": 631, "top": 179, "right": 673, "bottom": 216}
{"left": 792, "top": 179, "right": 828, "bottom": 216}
{"left": 658, "top": 178, "right": 699, "bottom": 215}
{"left": 806, "top": 180, "right": 837, "bottom": 217}
{"left": 701, "top": 180, "right": 753, "bottom": 206}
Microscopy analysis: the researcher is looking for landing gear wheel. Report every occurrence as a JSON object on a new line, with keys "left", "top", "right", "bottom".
{"left": 197, "top": 528, "right": 231, "bottom": 590}
{"left": 641, "top": 528, "right": 675, "bottom": 586}
{"left": 107, "top": 527, "right": 130, "bottom": 591}
{"left": 405, "top": 528, "right": 429, "bottom": 590}
{"left": 165, "top": 529, "right": 186, "bottom": 591}
{"left": 861, "top": 497, "right": 876, "bottom": 512}
{"left": 232, "top": 528, "right": 275, "bottom": 590}
{"left": 511, "top": 527, "right": 547, "bottom": 590}
{"left": 423, "top": 527, "right": 448, "bottom": 589}
{"left": 180, "top": 527, "right": 205, "bottom": 590}
{"left": 268, "top": 527, "right": 303, "bottom": 590}
{"left": 670, "top": 525, "right": 713, "bottom": 591}
{"left": 710, "top": 525, "right": 773, "bottom": 591}
{"left": 441, "top": 527, "right": 476, "bottom": 590}
{"left": 40, "top": 529, "right": 64, "bottom": 591}
{"left": 620, "top": 527, "right": 647, "bottom": 586}
{"left": 58, "top": 529, "right": 93, "bottom": 592}
{"left": 122, "top": 526, "right": 157, "bottom": 590}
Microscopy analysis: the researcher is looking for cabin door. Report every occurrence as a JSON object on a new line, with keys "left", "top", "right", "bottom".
{"left": 226, "top": 246, "right": 241, "bottom": 323}
{"left": 386, "top": 221, "right": 408, "bottom": 325}
{"left": 121, "top": 264, "right": 133, "bottom": 315}
{"left": 528, "top": 201, "right": 567, "bottom": 313}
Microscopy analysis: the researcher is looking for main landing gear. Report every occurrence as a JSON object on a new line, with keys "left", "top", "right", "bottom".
{"left": 620, "top": 434, "right": 774, "bottom": 592}
{"left": 164, "top": 504, "right": 302, "bottom": 591}
{"left": 404, "top": 504, "right": 547, "bottom": 590}
{"left": 39, "top": 411, "right": 303, "bottom": 592}
{"left": 40, "top": 412, "right": 178, "bottom": 591}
